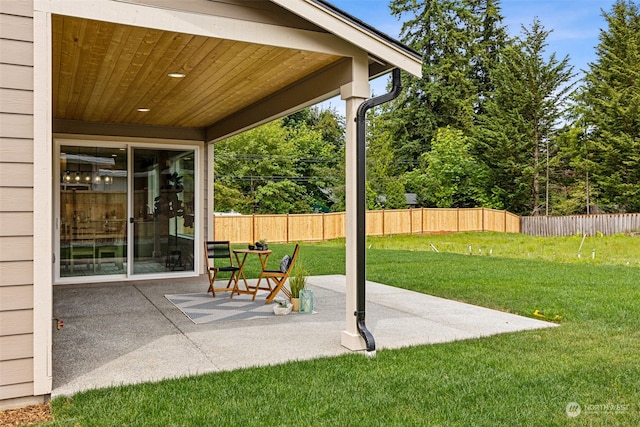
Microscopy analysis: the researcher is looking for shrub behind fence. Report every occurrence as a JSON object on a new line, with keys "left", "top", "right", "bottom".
{"left": 213, "top": 208, "right": 520, "bottom": 244}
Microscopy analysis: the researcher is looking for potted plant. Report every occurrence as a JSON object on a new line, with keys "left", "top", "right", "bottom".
{"left": 272, "top": 299, "right": 292, "bottom": 315}
{"left": 289, "top": 263, "right": 307, "bottom": 312}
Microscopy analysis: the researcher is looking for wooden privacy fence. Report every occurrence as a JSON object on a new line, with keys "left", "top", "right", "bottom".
{"left": 521, "top": 213, "right": 640, "bottom": 236}
{"left": 213, "top": 208, "right": 520, "bottom": 244}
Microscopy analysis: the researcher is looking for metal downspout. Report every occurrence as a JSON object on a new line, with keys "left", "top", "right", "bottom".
{"left": 354, "top": 68, "right": 402, "bottom": 354}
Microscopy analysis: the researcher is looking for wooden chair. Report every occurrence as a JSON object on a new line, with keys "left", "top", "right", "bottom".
{"left": 204, "top": 241, "right": 240, "bottom": 297}
{"left": 260, "top": 244, "right": 300, "bottom": 304}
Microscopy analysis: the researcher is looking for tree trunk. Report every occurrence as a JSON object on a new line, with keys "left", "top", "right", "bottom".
{"left": 532, "top": 126, "right": 541, "bottom": 216}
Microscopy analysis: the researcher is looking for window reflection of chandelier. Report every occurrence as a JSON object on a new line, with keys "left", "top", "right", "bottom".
{"left": 62, "top": 169, "right": 109, "bottom": 185}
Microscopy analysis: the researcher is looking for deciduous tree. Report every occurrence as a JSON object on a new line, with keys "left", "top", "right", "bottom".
{"left": 419, "top": 126, "right": 490, "bottom": 208}
{"left": 213, "top": 109, "right": 345, "bottom": 214}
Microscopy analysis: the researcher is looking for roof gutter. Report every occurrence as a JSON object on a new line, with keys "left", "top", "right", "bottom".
{"left": 355, "top": 68, "right": 402, "bottom": 355}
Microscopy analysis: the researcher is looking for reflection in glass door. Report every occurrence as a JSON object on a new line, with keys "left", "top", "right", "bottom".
{"left": 59, "top": 146, "right": 128, "bottom": 277}
{"left": 133, "top": 149, "right": 195, "bottom": 275}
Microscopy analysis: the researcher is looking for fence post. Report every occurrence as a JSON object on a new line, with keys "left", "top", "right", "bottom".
{"left": 252, "top": 214, "right": 256, "bottom": 244}
{"left": 410, "top": 208, "right": 413, "bottom": 235}
{"left": 382, "top": 209, "right": 385, "bottom": 236}
{"left": 503, "top": 210, "right": 507, "bottom": 233}
{"left": 212, "top": 215, "right": 216, "bottom": 241}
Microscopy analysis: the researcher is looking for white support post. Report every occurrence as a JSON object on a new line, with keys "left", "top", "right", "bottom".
{"left": 207, "top": 142, "right": 214, "bottom": 242}
{"left": 340, "top": 54, "right": 369, "bottom": 350}
{"left": 33, "top": 9, "right": 53, "bottom": 396}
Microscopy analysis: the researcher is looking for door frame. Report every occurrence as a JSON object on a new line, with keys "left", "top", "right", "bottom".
{"left": 53, "top": 137, "right": 204, "bottom": 285}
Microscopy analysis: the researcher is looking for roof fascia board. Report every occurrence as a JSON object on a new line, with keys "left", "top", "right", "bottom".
{"left": 35, "top": 0, "right": 360, "bottom": 57}
{"left": 269, "top": 0, "right": 422, "bottom": 77}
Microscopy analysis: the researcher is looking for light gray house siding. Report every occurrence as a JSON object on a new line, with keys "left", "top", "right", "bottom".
{"left": 0, "top": 0, "right": 36, "bottom": 404}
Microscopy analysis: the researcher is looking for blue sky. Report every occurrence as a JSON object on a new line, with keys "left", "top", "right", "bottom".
{"left": 323, "top": 0, "right": 617, "bottom": 106}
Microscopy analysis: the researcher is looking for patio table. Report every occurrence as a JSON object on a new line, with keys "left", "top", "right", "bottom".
{"left": 231, "top": 249, "right": 272, "bottom": 300}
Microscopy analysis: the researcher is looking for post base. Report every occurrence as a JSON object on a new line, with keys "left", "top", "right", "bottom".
{"left": 341, "top": 330, "right": 366, "bottom": 350}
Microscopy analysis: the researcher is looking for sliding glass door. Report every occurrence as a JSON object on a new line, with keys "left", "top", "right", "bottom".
{"left": 132, "top": 148, "right": 195, "bottom": 275}
{"left": 57, "top": 143, "right": 197, "bottom": 281}
{"left": 59, "top": 146, "right": 128, "bottom": 277}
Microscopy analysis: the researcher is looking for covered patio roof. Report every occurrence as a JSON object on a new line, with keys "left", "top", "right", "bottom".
{"left": 50, "top": 0, "right": 422, "bottom": 142}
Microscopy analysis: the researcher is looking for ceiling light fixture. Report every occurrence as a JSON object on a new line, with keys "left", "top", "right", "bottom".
{"left": 137, "top": 108, "right": 151, "bottom": 112}
{"left": 168, "top": 72, "right": 186, "bottom": 78}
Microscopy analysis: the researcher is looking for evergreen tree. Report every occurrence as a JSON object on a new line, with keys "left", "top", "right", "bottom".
{"left": 366, "top": 104, "right": 404, "bottom": 208}
{"left": 387, "top": 0, "right": 506, "bottom": 167}
{"left": 573, "top": 0, "right": 640, "bottom": 212}
{"left": 313, "top": 107, "right": 345, "bottom": 152}
{"left": 469, "top": 0, "right": 507, "bottom": 116}
{"left": 384, "top": 179, "right": 408, "bottom": 209}
{"left": 552, "top": 126, "right": 596, "bottom": 215}
{"left": 475, "top": 20, "right": 575, "bottom": 215}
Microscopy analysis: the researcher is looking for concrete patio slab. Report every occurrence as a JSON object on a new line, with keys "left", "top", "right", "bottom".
{"left": 52, "top": 275, "right": 556, "bottom": 397}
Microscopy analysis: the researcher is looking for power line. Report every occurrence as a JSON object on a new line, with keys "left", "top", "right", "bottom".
{"left": 214, "top": 155, "right": 420, "bottom": 166}
{"left": 214, "top": 154, "right": 341, "bottom": 163}
{"left": 214, "top": 175, "right": 343, "bottom": 182}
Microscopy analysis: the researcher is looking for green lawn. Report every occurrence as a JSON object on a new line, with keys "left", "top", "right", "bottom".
{"left": 46, "top": 234, "right": 640, "bottom": 426}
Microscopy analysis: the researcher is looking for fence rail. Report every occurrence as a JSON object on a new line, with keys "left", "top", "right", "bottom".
{"left": 213, "top": 210, "right": 640, "bottom": 242}
{"left": 213, "top": 208, "right": 520, "bottom": 244}
{"left": 521, "top": 213, "right": 640, "bottom": 236}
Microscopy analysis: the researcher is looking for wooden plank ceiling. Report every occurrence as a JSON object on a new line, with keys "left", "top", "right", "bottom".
{"left": 52, "top": 15, "right": 343, "bottom": 128}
